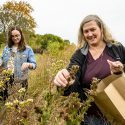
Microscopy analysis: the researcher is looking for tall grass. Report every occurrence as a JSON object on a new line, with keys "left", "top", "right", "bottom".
{"left": 27, "top": 44, "right": 76, "bottom": 124}
{"left": 1, "top": 43, "right": 100, "bottom": 124}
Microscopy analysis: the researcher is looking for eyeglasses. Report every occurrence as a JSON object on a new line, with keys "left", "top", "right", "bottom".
{"left": 11, "top": 34, "right": 21, "bottom": 38}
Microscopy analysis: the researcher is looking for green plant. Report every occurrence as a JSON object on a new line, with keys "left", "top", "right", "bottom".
{"left": 0, "top": 69, "right": 12, "bottom": 101}
{"left": 4, "top": 87, "right": 34, "bottom": 125}
{"left": 34, "top": 65, "right": 99, "bottom": 125}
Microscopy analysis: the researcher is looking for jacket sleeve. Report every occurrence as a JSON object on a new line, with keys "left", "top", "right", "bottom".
{"left": 66, "top": 48, "right": 86, "bottom": 83}
{"left": 1, "top": 46, "right": 7, "bottom": 58}
{"left": 66, "top": 49, "right": 84, "bottom": 71}
{"left": 112, "top": 42, "right": 125, "bottom": 72}
{"left": 64, "top": 49, "right": 85, "bottom": 99}
{"left": 27, "top": 47, "right": 37, "bottom": 69}
{"left": 118, "top": 43, "right": 125, "bottom": 72}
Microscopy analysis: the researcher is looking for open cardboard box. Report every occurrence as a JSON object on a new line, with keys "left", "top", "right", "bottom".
{"left": 95, "top": 74, "right": 125, "bottom": 124}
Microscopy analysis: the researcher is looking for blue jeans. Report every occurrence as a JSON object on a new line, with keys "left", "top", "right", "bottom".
{"left": 81, "top": 115, "right": 111, "bottom": 125}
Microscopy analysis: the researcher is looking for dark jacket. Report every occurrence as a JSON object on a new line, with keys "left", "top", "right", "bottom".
{"left": 64, "top": 42, "right": 125, "bottom": 100}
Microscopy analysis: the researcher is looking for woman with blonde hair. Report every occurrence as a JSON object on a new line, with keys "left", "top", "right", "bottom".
{"left": 54, "top": 15, "right": 125, "bottom": 124}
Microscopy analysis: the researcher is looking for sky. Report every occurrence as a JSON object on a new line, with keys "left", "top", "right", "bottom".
{"left": 0, "top": 0, "right": 125, "bottom": 45}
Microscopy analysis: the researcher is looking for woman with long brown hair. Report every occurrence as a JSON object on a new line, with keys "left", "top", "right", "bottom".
{"left": 0, "top": 26, "right": 36, "bottom": 94}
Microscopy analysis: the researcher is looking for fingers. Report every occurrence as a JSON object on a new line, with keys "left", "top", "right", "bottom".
{"left": 21, "top": 63, "right": 29, "bottom": 71}
{"left": 107, "top": 60, "right": 121, "bottom": 67}
{"left": 53, "top": 69, "right": 70, "bottom": 87}
{"left": 107, "top": 60, "right": 123, "bottom": 74}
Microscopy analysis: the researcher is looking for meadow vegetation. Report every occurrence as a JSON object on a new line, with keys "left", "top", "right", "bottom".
{"left": 0, "top": 1, "right": 92, "bottom": 124}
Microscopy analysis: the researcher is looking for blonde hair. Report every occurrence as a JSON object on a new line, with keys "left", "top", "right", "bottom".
{"left": 77, "top": 15, "right": 115, "bottom": 48}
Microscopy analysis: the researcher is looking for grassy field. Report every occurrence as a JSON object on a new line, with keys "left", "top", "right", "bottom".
{"left": 0, "top": 44, "right": 76, "bottom": 124}
{"left": 0, "top": 44, "right": 122, "bottom": 125}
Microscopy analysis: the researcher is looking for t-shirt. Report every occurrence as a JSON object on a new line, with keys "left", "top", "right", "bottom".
{"left": 7, "top": 46, "right": 18, "bottom": 73}
{"left": 82, "top": 46, "right": 115, "bottom": 88}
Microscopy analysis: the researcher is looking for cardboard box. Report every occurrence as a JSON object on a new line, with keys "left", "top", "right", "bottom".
{"left": 95, "top": 74, "right": 125, "bottom": 124}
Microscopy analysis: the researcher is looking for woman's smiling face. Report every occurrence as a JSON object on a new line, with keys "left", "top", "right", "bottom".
{"left": 83, "top": 20, "right": 103, "bottom": 46}
{"left": 11, "top": 30, "right": 21, "bottom": 46}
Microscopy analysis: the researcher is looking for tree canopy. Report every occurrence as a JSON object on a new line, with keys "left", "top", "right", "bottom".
{"left": 0, "top": 1, "right": 36, "bottom": 44}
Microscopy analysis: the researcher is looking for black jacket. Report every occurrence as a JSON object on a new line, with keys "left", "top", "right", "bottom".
{"left": 64, "top": 42, "right": 125, "bottom": 100}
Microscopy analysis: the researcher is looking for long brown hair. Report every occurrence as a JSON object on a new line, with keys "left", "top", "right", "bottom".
{"left": 77, "top": 15, "right": 115, "bottom": 48}
{"left": 8, "top": 26, "right": 26, "bottom": 51}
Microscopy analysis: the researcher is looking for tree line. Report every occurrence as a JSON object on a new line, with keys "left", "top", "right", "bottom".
{"left": 0, "top": 1, "right": 71, "bottom": 52}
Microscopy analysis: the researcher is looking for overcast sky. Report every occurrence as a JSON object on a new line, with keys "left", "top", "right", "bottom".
{"left": 0, "top": 0, "right": 125, "bottom": 45}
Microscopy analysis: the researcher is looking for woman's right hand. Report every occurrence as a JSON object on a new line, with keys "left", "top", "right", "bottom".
{"left": 53, "top": 69, "right": 70, "bottom": 87}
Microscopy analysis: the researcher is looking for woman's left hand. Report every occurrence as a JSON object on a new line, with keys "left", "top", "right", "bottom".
{"left": 21, "top": 62, "right": 30, "bottom": 71}
{"left": 107, "top": 60, "right": 124, "bottom": 74}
